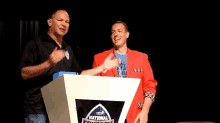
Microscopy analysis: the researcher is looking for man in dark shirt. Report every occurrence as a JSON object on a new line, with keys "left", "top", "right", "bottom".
{"left": 19, "top": 9, "right": 120, "bottom": 123}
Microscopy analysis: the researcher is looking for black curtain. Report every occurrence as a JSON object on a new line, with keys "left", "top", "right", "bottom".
{"left": 1, "top": 19, "right": 40, "bottom": 122}
{"left": 19, "top": 20, "right": 39, "bottom": 58}
{"left": 0, "top": 20, "right": 6, "bottom": 61}
{"left": 0, "top": 20, "right": 5, "bottom": 49}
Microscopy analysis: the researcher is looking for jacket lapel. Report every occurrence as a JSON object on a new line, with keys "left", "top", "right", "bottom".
{"left": 126, "top": 48, "right": 135, "bottom": 78}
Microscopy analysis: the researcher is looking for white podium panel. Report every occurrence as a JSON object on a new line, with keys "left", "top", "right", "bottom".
{"left": 41, "top": 74, "right": 140, "bottom": 123}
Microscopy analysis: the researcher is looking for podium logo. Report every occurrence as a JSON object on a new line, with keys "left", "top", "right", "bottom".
{"left": 82, "top": 103, "right": 114, "bottom": 123}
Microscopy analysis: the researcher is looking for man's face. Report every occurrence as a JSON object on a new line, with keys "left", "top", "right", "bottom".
{"left": 111, "top": 23, "right": 129, "bottom": 48}
{"left": 48, "top": 10, "right": 70, "bottom": 37}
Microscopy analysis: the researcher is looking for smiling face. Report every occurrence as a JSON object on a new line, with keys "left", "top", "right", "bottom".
{"left": 47, "top": 10, "right": 70, "bottom": 37}
{"left": 111, "top": 23, "right": 129, "bottom": 48}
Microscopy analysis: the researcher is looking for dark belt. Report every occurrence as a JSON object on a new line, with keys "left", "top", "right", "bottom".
{"left": 124, "top": 118, "right": 127, "bottom": 123}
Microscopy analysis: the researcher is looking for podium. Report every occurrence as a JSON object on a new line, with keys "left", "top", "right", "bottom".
{"left": 41, "top": 74, "right": 140, "bottom": 123}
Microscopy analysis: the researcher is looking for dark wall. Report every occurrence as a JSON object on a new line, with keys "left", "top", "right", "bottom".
{"left": 2, "top": 6, "right": 216, "bottom": 123}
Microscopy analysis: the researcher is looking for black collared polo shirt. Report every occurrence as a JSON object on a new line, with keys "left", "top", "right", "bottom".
{"left": 19, "top": 33, "right": 82, "bottom": 117}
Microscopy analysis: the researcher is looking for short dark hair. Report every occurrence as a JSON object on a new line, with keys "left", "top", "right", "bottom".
{"left": 49, "top": 8, "right": 67, "bottom": 19}
{"left": 112, "top": 21, "right": 129, "bottom": 32}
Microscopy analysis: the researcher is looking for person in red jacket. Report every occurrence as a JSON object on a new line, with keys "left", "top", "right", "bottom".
{"left": 93, "top": 21, "right": 158, "bottom": 123}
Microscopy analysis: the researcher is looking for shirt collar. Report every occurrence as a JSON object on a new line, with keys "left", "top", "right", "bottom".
{"left": 42, "top": 32, "right": 67, "bottom": 49}
{"left": 110, "top": 47, "right": 132, "bottom": 55}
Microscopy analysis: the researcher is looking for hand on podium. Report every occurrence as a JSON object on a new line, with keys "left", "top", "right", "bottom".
{"left": 102, "top": 53, "right": 121, "bottom": 71}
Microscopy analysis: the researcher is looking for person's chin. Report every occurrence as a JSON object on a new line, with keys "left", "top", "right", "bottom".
{"left": 113, "top": 43, "right": 122, "bottom": 49}
{"left": 57, "top": 31, "right": 66, "bottom": 37}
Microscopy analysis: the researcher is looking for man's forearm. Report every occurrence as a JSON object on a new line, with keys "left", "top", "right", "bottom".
{"left": 21, "top": 60, "right": 53, "bottom": 80}
{"left": 80, "top": 64, "right": 105, "bottom": 76}
{"left": 142, "top": 97, "right": 153, "bottom": 113}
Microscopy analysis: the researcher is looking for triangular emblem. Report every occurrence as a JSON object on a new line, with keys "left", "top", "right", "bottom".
{"left": 82, "top": 103, "right": 114, "bottom": 123}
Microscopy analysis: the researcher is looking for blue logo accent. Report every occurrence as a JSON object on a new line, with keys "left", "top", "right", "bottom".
{"left": 65, "top": 50, "right": 69, "bottom": 60}
{"left": 53, "top": 71, "right": 79, "bottom": 80}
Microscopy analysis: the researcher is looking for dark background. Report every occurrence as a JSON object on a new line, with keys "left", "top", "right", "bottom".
{"left": 1, "top": 4, "right": 217, "bottom": 123}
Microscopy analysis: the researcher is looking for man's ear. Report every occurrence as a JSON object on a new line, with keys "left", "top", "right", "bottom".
{"left": 47, "top": 18, "right": 52, "bottom": 27}
{"left": 126, "top": 32, "right": 130, "bottom": 38}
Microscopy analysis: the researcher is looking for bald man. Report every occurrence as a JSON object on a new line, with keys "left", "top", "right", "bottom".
{"left": 19, "top": 9, "right": 120, "bottom": 123}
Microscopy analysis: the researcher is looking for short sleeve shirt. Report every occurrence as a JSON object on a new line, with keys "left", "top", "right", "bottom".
{"left": 114, "top": 52, "right": 127, "bottom": 78}
{"left": 19, "top": 33, "right": 82, "bottom": 117}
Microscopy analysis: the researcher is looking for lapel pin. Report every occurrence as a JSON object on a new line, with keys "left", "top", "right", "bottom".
{"left": 134, "top": 68, "right": 137, "bottom": 72}
{"left": 134, "top": 68, "right": 143, "bottom": 72}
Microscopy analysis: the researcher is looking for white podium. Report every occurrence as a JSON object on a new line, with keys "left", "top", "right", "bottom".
{"left": 41, "top": 74, "right": 140, "bottom": 123}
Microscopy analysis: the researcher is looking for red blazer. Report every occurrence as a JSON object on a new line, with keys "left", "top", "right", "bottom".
{"left": 93, "top": 48, "right": 157, "bottom": 123}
